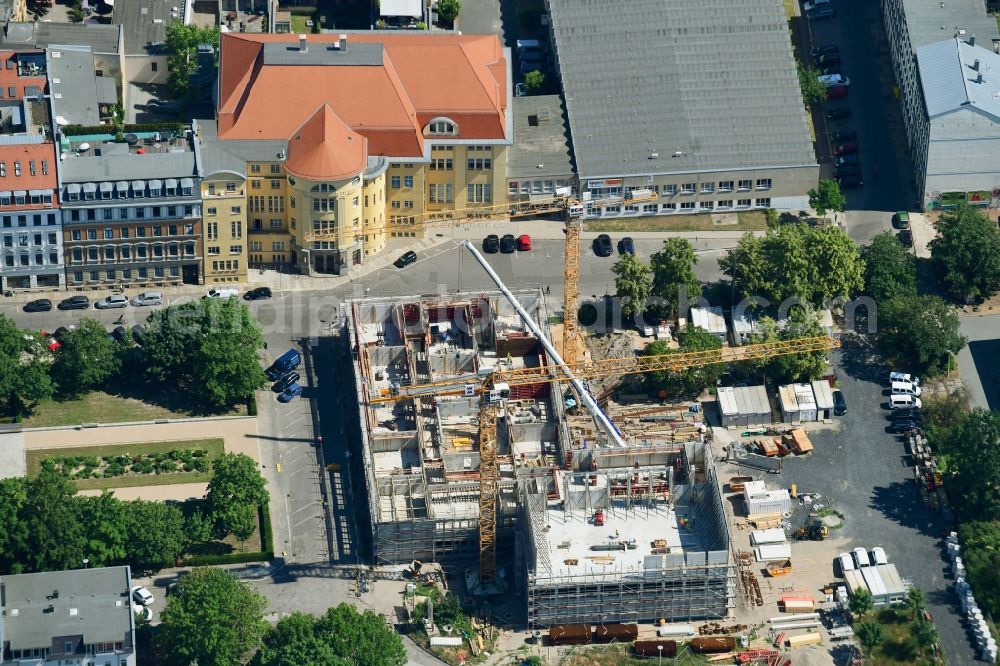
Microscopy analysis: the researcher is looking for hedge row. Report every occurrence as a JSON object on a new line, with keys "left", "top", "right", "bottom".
{"left": 62, "top": 122, "right": 185, "bottom": 136}
{"left": 184, "top": 550, "right": 273, "bottom": 566}
{"left": 288, "top": 6, "right": 317, "bottom": 15}
{"left": 259, "top": 503, "right": 273, "bottom": 553}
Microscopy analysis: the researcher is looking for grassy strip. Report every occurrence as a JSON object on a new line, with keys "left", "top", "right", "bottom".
{"left": 27, "top": 438, "right": 225, "bottom": 490}
{"left": 584, "top": 211, "right": 766, "bottom": 233}
{"left": 23, "top": 391, "right": 186, "bottom": 428}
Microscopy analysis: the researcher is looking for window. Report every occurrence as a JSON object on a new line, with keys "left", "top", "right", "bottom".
{"left": 431, "top": 158, "right": 453, "bottom": 170}
{"left": 230, "top": 245, "right": 242, "bottom": 254}
{"left": 105, "top": 269, "right": 115, "bottom": 280}
{"left": 270, "top": 179, "right": 281, "bottom": 190}
{"left": 270, "top": 164, "right": 281, "bottom": 174}
{"left": 231, "top": 221, "right": 242, "bottom": 238}
{"left": 72, "top": 248, "right": 82, "bottom": 261}
{"left": 74, "top": 271, "right": 83, "bottom": 282}
{"left": 717, "top": 200, "right": 733, "bottom": 209}
{"left": 151, "top": 61, "right": 158, "bottom": 72}
{"left": 272, "top": 241, "right": 285, "bottom": 251}
{"left": 391, "top": 176, "right": 401, "bottom": 189}
{"left": 428, "top": 120, "right": 456, "bottom": 134}
{"left": 269, "top": 219, "right": 282, "bottom": 228}
{"left": 136, "top": 227, "right": 146, "bottom": 238}
{"left": 756, "top": 198, "right": 771, "bottom": 207}
{"left": 168, "top": 225, "right": 177, "bottom": 236}
{"left": 391, "top": 200, "right": 400, "bottom": 209}
{"left": 122, "top": 268, "right": 131, "bottom": 279}
{"left": 403, "top": 176, "right": 413, "bottom": 188}
{"left": 154, "top": 267, "right": 164, "bottom": 277}
{"left": 250, "top": 241, "right": 262, "bottom": 251}
{"left": 136, "top": 246, "right": 147, "bottom": 258}
{"left": 104, "top": 209, "right": 113, "bottom": 220}
{"left": 104, "top": 227, "right": 113, "bottom": 239}
{"left": 680, "top": 202, "right": 696, "bottom": 210}
{"left": 152, "top": 226, "right": 162, "bottom": 237}
{"left": 251, "top": 164, "right": 261, "bottom": 174}
{"left": 718, "top": 180, "right": 734, "bottom": 192}
{"left": 251, "top": 179, "right": 261, "bottom": 190}
{"left": 90, "top": 270, "right": 99, "bottom": 281}
{"left": 755, "top": 178, "right": 772, "bottom": 190}
{"left": 700, "top": 182, "right": 714, "bottom": 193}
{"left": 738, "top": 179, "right": 752, "bottom": 191}
{"left": 403, "top": 200, "right": 414, "bottom": 209}
{"left": 207, "top": 207, "right": 217, "bottom": 215}
{"left": 429, "top": 183, "right": 454, "bottom": 204}
{"left": 467, "top": 158, "right": 492, "bottom": 170}
{"left": 104, "top": 247, "right": 115, "bottom": 260}
{"left": 208, "top": 246, "right": 220, "bottom": 255}
{"left": 185, "top": 242, "right": 195, "bottom": 256}
{"left": 467, "top": 183, "right": 492, "bottom": 203}
{"left": 266, "top": 196, "right": 284, "bottom": 213}
{"left": 88, "top": 228, "right": 97, "bottom": 240}
{"left": 120, "top": 227, "right": 129, "bottom": 239}
{"left": 207, "top": 222, "right": 218, "bottom": 241}
{"left": 138, "top": 267, "right": 147, "bottom": 278}
{"left": 225, "top": 182, "right": 236, "bottom": 192}
{"left": 72, "top": 229, "right": 81, "bottom": 241}
{"left": 681, "top": 183, "right": 696, "bottom": 194}
{"left": 121, "top": 247, "right": 130, "bottom": 259}
{"left": 135, "top": 208, "right": 145, "bottom": 219}
{"left": 737, "top": 198, "right": 751, "bottom": 208}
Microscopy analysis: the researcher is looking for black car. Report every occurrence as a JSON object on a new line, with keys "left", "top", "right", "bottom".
{"left": 593, "top": 234, "right": 613, "bottom": 257}
{"left": 887, "top": 420, "right": 920, "bottom": 434}
{"left": 834, "top": 155, "right": 859, "bottom": 167}
{"left": 58, "top": 295, "right": 90, "bottom": 310}
{"left": 394, "top": 250, "right": 418, "bottom": 268}
{"left": 111, "top": 325, "right": 129, "bottom": 344}
{"left": 243, "top": 287, "right": 272, "bottom": 301}
{"left": 815, "top": 53, "right": 841, "bottom": 68}
{"left": 833, "top": 390, "right": 847, "bottom": 416}
{"left": 500, "top": 234, "right": 516, "bottom": 253}
{"left": 835, "top": 165, "right": 861, "bottom": 178}
{"left": 131, "top": 324, "right": 146, "bottom": 345}
{"left": 838, "top": 176, "right": 864, "bottom": 189}
{"left": 898, "top": 229, "right": 913, "bottom": 247}
{"left": 483, "top": 234, "right": 500, "bottom": 253}
{"left": 617, "top": 237, "right": 635, "bottom": 255}
{"left": 807, "top": 6, "right": 836, "bottom": 19}
{"left": 811, "top": 44, "right": 839, "bottom": 59}
{"left": 830, "top": 129, "right": 857, "bottom": 143}
{"left": 23, "top": 298, "right": 52, "bottom": 313}
{"left": 890, "top": 408, "right": 922, "bottom": 421}
{"left": 272, "top": 371, "right": 301, "bottom": 393}
{"left": 825, "top": 108, "right": 852, "bottom": 121}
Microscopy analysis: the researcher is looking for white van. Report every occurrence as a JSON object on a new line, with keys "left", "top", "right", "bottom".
{"left": 890, "top": 380, "right": 921, "bottom": 397}
{"left": 838, "top": 553, "right": 856, "bottom": 573}
{"left": 890, "top": 394, "right": 922, "bottom": 410}
{"left": 871, "top": 547, "right": 888, "bottom": 565}
{"left": 131, "top": 291, "right": 162, "bottom": 307}
{"left": 205, "top": 287, "right": 239, "bottom": 299}
{"left": 852, "top": 547, "right": 871, "bottom": 568}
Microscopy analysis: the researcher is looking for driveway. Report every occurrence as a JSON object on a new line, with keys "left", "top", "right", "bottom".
{"left": 776, "top": 340, "right": 974, "bottom": 664}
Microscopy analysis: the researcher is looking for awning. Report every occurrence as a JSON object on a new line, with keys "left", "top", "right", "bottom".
{"left": 82, "top": 182, "right": 97, "bottom": 193}
{"left": 12, "top": 190, "right": 26, "bottom": 197}
{"left": 165, "top": 178, "right": 178, "bottom": 189}
{"left": 116, "top": 181, "right": 128, "bottom": 194}
{"left": 99, "top": 182, "right": 113, "bottom": 192}
{"left": 66, "top": 183, "right": 81, "bottom": 194}
{"left": 148, "top": 179, "right": 163, "bottom": 190}
{"left": 28, "top": 189, "right": 51, "bottom": 196}
{"left": 132, "top": 180, "right": 145, "bottom": 191}
{"left": 0, "top": 191, "right": 11, "bottom": 200}
{"left": 180, "top": 178, "right": 193, "bottom": 190}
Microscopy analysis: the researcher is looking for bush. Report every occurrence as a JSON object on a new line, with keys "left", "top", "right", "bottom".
{"left": 259, "top": 504, "right": 273, "bottom": 553}
{"left": 184, "top": 550, "right": 273, "bottom": 566}
{"left": 62, "top": 122, "right": 184, "bottom": 136}
{"left": 246, "top": 394, "right": 257, "bottom": 416}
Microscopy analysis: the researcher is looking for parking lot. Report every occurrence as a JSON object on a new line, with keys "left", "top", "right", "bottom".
{"left": 719, "top": 341, "right": 973, "bottom": 663}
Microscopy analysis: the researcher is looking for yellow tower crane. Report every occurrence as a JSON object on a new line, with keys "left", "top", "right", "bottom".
{"left": 367, "top": 335, "right": 840, "bottom": 583}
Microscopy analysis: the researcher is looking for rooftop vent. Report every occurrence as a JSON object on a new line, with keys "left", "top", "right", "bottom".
{"left": 970, "top": 34, "right": 976, "bottom": 46}
{"left": 977, "top": 73, "right": 983, "bottom": 84}
{"left": 649, "top": 152, "right": 659, "bottom": 159}
{"left": 298, "top": 34, "right": 307, "bottom": 52}
{"left": 339, "top": 33, "right": 348, "bottom": 52}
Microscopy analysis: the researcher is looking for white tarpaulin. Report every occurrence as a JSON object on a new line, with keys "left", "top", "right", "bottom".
{"left": 381, "top": 0, "right": 421, "bottom": 17}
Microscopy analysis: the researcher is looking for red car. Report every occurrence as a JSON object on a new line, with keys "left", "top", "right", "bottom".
{"left": 834, "top": 142, "right": 858, "bottom": 156}
{"left": 827, "top": 84, "right": 848, "bottom": 100}
{"left": 517, "top": 234, "right": 532, "bottom": 251}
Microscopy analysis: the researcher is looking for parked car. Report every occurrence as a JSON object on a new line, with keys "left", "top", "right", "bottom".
{"left": 834, "top": 142, "right": 859, "bottom": 156}
{"left": 243, "top": 287, "right": 272, "bottom": 301}
{"left": 889, "top": 371, "right": 921, "bottom": 386}
{"left": 826, "top": 84, "right": 848, "bottom": 100}
{"left": 815, "top": 53, "right": 841, "bottom": 68}
{"left": 890, "top": 408, "right": 922, "bottom": 421}
{"left": 393, "top": 250, "right": 417, "bottom": 268}
{"left": 483, "top": 234, "right": 500, "bottom": 253}
{"left": 132, "top": 586, "right": 154, "bottom": 606}
{"left": 517, "top": 234, "right": 532, "bottom": 251}
{"left": 266, "top": 348, "right": 301, "bottom": 381}
{"left": 898, "top": 229, "right": 913, "bottom": 247}
{"left": 272, "top": 371, "right": 301, "bottom": 393}
{"left": 838, "top": 175, "right": 864, "bottom": 188}
{"left": 277, "top": 383, "right": 303, "bottom": 403}
{"left": 95, "top": 294, "right": 129, "bottom": 309}
{"left": 617, "top": 237, "right": 635, "bottom": 255}
{"left": 833, "top": 390, "right": 847, "bottom": 416}
{"left": 803, "top": 0, "right": 830, "bottom": 11}
{"left": 131, "top": 324, "right": 146, "bottom": 345}
{"left": 819, "top": 73, "right": 851, "bottom": 87}
{"left": 887, "top": 420, "right": 920, "bottom": 434}
{"left": 500, "top": 234, "right": 517, "bottom": 253}
{"left": 825, "top": 107, "right": 852, "bottom": 120}
{"left": 23, "top": 298, "right": 52, "bottom": 313}
{"left": 835, "top": 165, "right": 861, "bottom": 178}
{"left": 131, "top": 291, "right": 162, "bottom": 307}
{"left": 110, "top": 326, "right": 129, "bottom": 344}
{"left": 893, "top": 211, "right": 911, "bottom": 229}
{"left": 807, "top": 6, "right": 836, "bottom": 19}
{"left": 834, "top": 155, "right": 859, "bottom": 167}
{"left": 58, "top": 295, "right": 90, "bottom": 310}
{"left": 830, "top": 129, "right": 856, "bottom": 143}
{"left": 593, "top": 234, "right": 613, "bottom": 257}
{"left": 133, "top": 604, "right": 153, "bottom": 622}
{"left": 819, "top": 65, "right": 842, "bottom": 77}
{"left": 811, "top": 44, "right": 839, "bottom": 59}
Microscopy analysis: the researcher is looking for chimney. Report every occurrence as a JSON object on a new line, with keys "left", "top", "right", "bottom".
{"left": 977, "top": 73, "right": 983, "bottom": 84}
{"left": 970, "top": 34, "right": 976, "bottom": 46}
{"left": 298, "top": 34, "right": 307, "bottom": 52}
{"left": 974, "top": 58, "right": 980, "bottom": 71}
{"left": 339, "top": 33, "right": 348, "bottom": 52}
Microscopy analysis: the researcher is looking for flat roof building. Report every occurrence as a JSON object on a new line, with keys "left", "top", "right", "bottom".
{"left": 507, "top": 94, "right": 574, "bottom": 203}
{"left": 545, "top": 0, "right": 817, "bottom": 218}
{"left": 0, "top": 566, "right": 136, "bottom": 665}
{"left": 717, "top": 386, "right": 771, "bottom": 429}
{"left": 688, "top": 307, "right": 727, "bottom": 340}
{"left": 779, "top": 383, "right": 818, "bottom": 424}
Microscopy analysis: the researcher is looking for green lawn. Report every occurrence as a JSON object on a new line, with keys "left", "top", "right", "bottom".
{"left": 27, "top": 438, "right": 225, "bottom": 491}
{"left": 861, "top": 607, "right": 941, "bottom": 666}
{"left": 22, "top": 390, "right": 246, "bottom": 428}
{"left": 290, "top": 15, "right": 312, "bottom": 33}
{"left": 584, "top": 211, "right": 766, "bottom": 233}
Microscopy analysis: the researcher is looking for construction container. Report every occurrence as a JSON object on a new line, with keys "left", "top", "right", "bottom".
{"left": 688, "top": 636, "right": 736, "bottom": 653}
{"left": 782, "top": 428, "right": 814, "bottom": 455}
{"left": 592, "top": 624, "right": 638, "bottom": 643}
{"left": 743, "top": 481, "right": 791, "bottom": 515}
{"left": 656, "top": 624, "right": 694, "bottom": 637}
{"left": 751, "top": 528, "right": 787, "bottom": 546}
{"left": 633, "top": 640, "right": 677, "bottom": 657}
{"left": 549, "top": 624, "right": 591, "bottom": 646}
{"left": 755, "top": 543, "right": 792, "bottom": 561}
{"left": 786, "top": 632, "right": 823, "bottom": 648}
{"left": 781, "top": 598, "right": 815, "bottom": 614}
{"left": 766, "top": 559, "right": 792, "bottom": 577}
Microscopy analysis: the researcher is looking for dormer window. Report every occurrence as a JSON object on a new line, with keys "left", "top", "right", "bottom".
{"left": 427, "top": 119, "right": 458, "bottom": 136}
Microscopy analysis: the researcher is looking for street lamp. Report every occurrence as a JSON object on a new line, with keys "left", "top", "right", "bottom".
{"left": 82, "top": 558, "right": 89, "bottom": 569}
{"left": 657, "top": 644, "right": 663, "bottom": 666}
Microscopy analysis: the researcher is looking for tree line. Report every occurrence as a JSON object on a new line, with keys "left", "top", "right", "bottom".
{"left": 0, "top": 452, "right": 268, "bottom": 575}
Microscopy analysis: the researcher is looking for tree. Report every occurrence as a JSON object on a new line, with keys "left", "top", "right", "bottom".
{"left": 946, "top": 410, "right": 1000, "bottom": 521}
{"left": 744, "top": 308, "right": 828, "bottom": 383}
{"left": 912, "top": 617, "right": 938, "bottom": 648}
{"left": 165, "top": 22, "right": 220, "bottom": 101}
{"left": 849, "top": 586, "right": 874, "bottom": 617}
{"left": 797, "top": 61, "right": 828, "bottom": 107}
{"left": 808, "top": 179, "right": 846, "bottom": 216}
{"left": 253, "top": 613, "right": 346, "bottom": 666}
{"left": 315, "top": 604, "right": 407, "bottom": 666}
{"left": 650, "top": 238, "right": 701, "bottom": 319}
{"left": 523, "top": 69, "right": 545, "bottom": 94}
{"left": 436, "top": 0, "right": 461, "bottom": 24}
{"left": 157, "top": 567, "right": 267, "bottom": 666}
{"left": 876, "top": 294, "right": 966, "bottom": 376}
{"left": 904, "top": 587, "right": 925, "bottom": 619}
{"left": 123, "top": 500, "right": 187, "bottom": 571}
{"left": 68, "top": 0, "right": 83, "bottom": 22}
{"left": 207, "top": 453, "right": 269, "bottom": 539}
{"left": 51, "top": 319, "right": 122, "bottom": 397}
{"left": 930, "top": 204, "right": 1000, "bottom": 303}
{"left": 860, "top": 231, "right": 917, "bottom": 303}
{"left": 183, "top": 508, "right": 214, "bottom": 547}
{"left": 643, "top": 326, "right": 724, "bottom": 399}
{"left": 612, "top": 253, "right": 652, "bottom": 320}
{"left": 20, "top": 467, "right": 86, "bottom": 573}
{"left": 0, "top": 477, "right": 28, "bottom": 573}
{"left": 142, "top": 298, "right": 267, "bottom": 410}
{"left": 0, "top": 314, "right": 53, "bottom": 416}
{"left": 855, "top": 620, "right": 885, "bottom": 648}
{"left": 79, "top": 492, "right": 127, "bottom": 567}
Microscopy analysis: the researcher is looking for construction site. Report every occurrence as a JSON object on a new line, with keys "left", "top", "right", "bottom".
{"left": 345, "top": 272, "right": 737, "bottom": 627}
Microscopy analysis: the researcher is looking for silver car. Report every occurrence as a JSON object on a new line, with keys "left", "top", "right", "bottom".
{"left": 95, "top": 294, "right": 129, "bottom": 309}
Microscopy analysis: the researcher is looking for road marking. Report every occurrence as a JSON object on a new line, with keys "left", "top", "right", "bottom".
{"left": 294, "top": 514, "right": 323, "bottom": 529}
{"left": 276, "top": 463, "right": 282, "bottom": 472}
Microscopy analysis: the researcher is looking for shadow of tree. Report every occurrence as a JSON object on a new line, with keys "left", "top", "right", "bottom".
{"left": 838, "top": 333, "right": 884, "bottom": 382}
{"left": 869, "top": 482, "right": 943, "bottom": 537}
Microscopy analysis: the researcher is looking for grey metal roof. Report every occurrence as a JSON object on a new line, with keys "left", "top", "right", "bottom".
{"left": 508, "top": 94, "right": 574, "bottom": 180}
{"left": 60, "top": 148, "right": 198, "bottom": 183}
{"left": 47, "top": 46, "right": 103, "bottom": 126}
{"left": 901, "top": 0, "right": 999, "bottom": 54}
{"left": 546, "top": 0, "right": 816, "bottom": 179}
{"left": 924, "top": 110, "right": 1000, "bottom": 193}
{"left": 918, "top": 37, "right": 1000, "bottom": 120}
{"left": 198, "top": 118, "right": 284, "bottom": 176}
{"left": 262, "top": 40, "right": 383, "bottom": 66}
{"left": 1, "top": 22, "right": 121, "bottom": 55}
{"left": 113, "top": 0, "right": 176, "bottom": 56}
{"left": 0, "top": 566, "right": 134, "bottom": 653}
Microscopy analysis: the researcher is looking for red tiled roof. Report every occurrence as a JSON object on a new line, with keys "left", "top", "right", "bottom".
{"left": 0, "top": 141, "right": 59, "bottom": 196}
{"left": 284, "top": 104, "right": 367, "bottom": 181}
{"left": 217, "top": 32, "right": 508, "bottom": 161}
{"left": 0, "top": 51, "right": 48, "bottom": 101}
